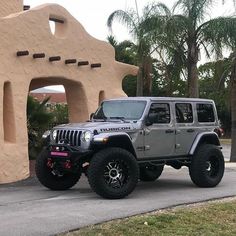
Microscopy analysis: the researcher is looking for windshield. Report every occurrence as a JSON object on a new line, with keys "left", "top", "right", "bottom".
{"left": 93, "top": 100, "right": 147, "bottom": 121}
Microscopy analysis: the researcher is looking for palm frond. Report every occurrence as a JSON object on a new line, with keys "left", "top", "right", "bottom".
{"left": 107, "top": 9, "right": 138, "bottom": 37}
{"left": 198, "top": 16, "right": 236, "bottom": 57}
{"left": 200, "top": 41, "right": 211, "bottom": 59}
{"left": 107, "top": 35, "right": 118, "bottom": 47}
{"left": 173, "top": 0, "right": 214, "bottom": 26}
{"left": 143, "top": 2, "right": 171, "bottom": 18}
{"left": 165, "top": 15, "right": 189, "bottom": 38}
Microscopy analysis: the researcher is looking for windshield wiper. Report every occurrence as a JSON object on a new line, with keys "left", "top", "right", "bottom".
{"left": 93, "top": 116, "right": 107, "bottom": 122}
{"left": 109, "top": 116, "right": 127, "bottom": 122}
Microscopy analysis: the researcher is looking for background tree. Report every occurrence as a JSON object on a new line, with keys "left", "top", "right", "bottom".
{"left": 213, "top": 52, "right": 236, "bottom": 162}
{"left": 199, "top": 11, "right": 236, "bottom": 161}
{"left": 107, "top": 36, "right": 138, "bottom": 96}
{"left": 229, "top": 53, "right": 236, "bottom": 161}
{"left": 51, "top": 104, "right": 69, "bottom": 125}
{"left": 107, "top": 3, "right": 172, "bottom": 96}
{"left": 198, "top": 60, "right": 231, "bottom": 135}
{"left": 144, "top": 0, "right": 236, "bottom": 97}
{"left": 27, "top": 96, "right": 53, "bottom": 159}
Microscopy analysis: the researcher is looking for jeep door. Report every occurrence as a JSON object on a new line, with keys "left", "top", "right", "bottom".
{"left": 144, "top": 102, "right": 175, "bottom": 158}
{"left": 174, "top": 102, "right": 197, "bottom": 155}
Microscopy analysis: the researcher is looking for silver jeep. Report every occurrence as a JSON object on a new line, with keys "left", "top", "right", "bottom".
{"left": 36, "top": 97, "right": 225, "bottom": 199}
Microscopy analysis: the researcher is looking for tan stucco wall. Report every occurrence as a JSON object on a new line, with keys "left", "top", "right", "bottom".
{"left": 0, "top": 1, "right": 138, "bottom": 184}
{"left": 0, "top": 0, "right": 23, "bottom": 17}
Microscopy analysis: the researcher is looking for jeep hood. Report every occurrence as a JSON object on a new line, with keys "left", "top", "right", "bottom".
{"left": 54, "top": 122, "right": 135, "bottom": 133}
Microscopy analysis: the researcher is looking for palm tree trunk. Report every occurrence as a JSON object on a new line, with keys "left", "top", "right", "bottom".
{"left": 136, "top": 64, "right": 143, "bottom": 96}
{"left": 230, "top": 58, "right": 236, "bottom": 162}
{"left": 144, "top": 57, "right": 153, "bottom": 96}
{"left": 187, "top": 42, "right": 199, "bottom": 98}
{"left": 165, "top": 67, "right": 172, "bottom": 96}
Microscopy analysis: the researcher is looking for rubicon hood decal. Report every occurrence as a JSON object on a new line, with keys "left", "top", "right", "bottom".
{"left": 100, "top": 127, "right": 131, "bottom": 132}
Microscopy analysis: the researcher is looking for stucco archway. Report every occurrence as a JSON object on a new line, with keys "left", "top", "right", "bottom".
{"left": 29, "top": 77, "right": 89, "bottom": 122}
{"left": 0, "top": 0, "right": 138, "bottom": 184}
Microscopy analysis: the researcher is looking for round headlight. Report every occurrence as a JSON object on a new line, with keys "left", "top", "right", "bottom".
{"left": 42, "top": 130, "right": 51, "bottom": 139}
{"left": 82, "top": 131, "right": 92, "bottom": 142}
{"left": 52, "top": 130, "right": 57, "bottom": 140}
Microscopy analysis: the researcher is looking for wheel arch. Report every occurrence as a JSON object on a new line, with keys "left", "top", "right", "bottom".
{"left": 92, "top": 132, "right": 136, "bottom": 157}
{"left": 189, "top": 132, "right": 221, "bottom": 155}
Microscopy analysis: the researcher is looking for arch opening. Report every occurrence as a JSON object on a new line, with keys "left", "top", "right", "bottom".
{"left": 27, "top": 77, "right": 89, "bottom": 159}
{"left": 29, "top": 77, "right": 89, "bottom": 123}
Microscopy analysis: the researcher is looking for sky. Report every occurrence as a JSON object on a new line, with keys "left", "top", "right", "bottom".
{"left": 25, "top": 0, "right": 235, "bottom": 91}
{"left": 24, "top": 0, "right": 235, "bottom": 42}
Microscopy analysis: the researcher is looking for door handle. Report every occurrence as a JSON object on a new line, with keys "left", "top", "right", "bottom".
{"left": 165, "top": 129, "right": 174, "bottom": 134}
{"left": 187, "top": 129, "right": 195, "bottom": 133}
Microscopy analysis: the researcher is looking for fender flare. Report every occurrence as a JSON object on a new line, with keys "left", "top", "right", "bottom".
{"left": 189, "top": 132, "right": 221, "bottom": 155}
{"left": 93, "top": 132, "right": 131, "bottom": 142}
{"left": 92, "top": 132, "right": 136, "bottom": 157}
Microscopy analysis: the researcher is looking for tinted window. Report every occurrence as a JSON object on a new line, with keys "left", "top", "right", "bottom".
{"left": 175, "top": 103, "right": 193, "bottom": 123}
{"left": 197, "top": 103, "right": 215, "bottom": 122}
{"left": 93, "top": 100, "right": 146, "bottom": 120}
{"left": 149, "top": 103, "right": 170, "bottom": 124}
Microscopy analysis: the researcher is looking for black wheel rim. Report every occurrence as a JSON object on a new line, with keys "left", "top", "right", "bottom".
{"left": 206, "top": 156, "right": 220, "bottom": 178}
{"left": 103, "top": 159, "right": 129, "bottom": 189}
{"left": 47, "top": 158, "right": 66, "bottom": 179}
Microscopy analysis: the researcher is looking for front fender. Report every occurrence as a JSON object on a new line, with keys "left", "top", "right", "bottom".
{"left": 92, "top": 132, "right": 136, "bottom": 157}
{"left": 93, "top": 132, "right": 131, "bottom": 143}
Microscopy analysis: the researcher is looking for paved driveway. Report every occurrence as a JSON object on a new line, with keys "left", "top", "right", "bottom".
{"left": 222, "top": 144, "right": 231, "bottom": 161}
{"left": 0, "top": 161, "right": 236, "bottom": 236}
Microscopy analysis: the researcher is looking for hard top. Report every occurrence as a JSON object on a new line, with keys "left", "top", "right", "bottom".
{"left": 105, "top": 97, "right": 214, "bottom": 103}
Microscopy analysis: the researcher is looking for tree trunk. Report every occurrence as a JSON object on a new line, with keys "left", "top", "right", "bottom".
{"left": 230, "top": 59, "right": 236, "bottom": 162}
{"left": 165, "top": 67, "right": 172, "bottom": 97}
{"left": 187, "top": 42, "right": 199, "bottom": 98}
{"left": 136, "top": 64, "right": 143, "bottom": 96}
{"left": 143, "top": 57, "right": 153, "bottom": 96}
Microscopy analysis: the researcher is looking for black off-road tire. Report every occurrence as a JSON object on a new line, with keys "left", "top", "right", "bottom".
{"left": 189, "top": 144, "right": 225, "bottom": 187}
{"left": 87, "top": 147, "right": 139, "bottom": 199}
{"left": 139, "top": 165, "right": 164, "bottom": 182}
{"left": 35, "top": 148, "right": 81, "bottom": 190}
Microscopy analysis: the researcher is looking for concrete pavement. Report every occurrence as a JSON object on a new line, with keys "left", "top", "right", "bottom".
{"left": 0, "top": 166, "right": 236, "bottom": 236}
{"left": 222, "top": 144, "right": 231, "bottom": 161}
{"left": 0, "top": 144, "right": 235, "bottom": 236}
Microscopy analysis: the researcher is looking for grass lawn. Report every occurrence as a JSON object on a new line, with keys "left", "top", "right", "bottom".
{"left": 62, "top": 198, "right": 236, "bottom": 236}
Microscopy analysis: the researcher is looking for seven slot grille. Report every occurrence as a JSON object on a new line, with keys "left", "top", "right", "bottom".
{"left": 55, "top": 130, "right": 82, "bottom": 146}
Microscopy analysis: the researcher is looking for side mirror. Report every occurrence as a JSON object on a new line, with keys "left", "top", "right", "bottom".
{"left": 145, "top": 113, "right": 156, "bottom": 126}
{"left": 90, "top": 113, "right": 95, "bottom": 120}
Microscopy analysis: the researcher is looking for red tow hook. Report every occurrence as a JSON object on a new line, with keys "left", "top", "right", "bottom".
{"left": 47, "top": 158, "right": 53, "bottom": 168}
{"left": 64, "top": 161, "right": 72, "bottom": 169}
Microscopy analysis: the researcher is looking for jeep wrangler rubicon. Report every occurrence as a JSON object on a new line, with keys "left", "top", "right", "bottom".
{"left": 36, "top": 97, "right": 225, "bottom": 199}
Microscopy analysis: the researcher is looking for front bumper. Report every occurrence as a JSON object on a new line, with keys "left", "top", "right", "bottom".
{"left": 47, "top": 144, "right": 93, "bottom": 161}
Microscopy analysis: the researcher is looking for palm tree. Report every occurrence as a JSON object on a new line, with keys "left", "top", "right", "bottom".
{"left": 107, "top": 35, "right": 137, "bottom": 64}
{"left": 107, "top": 3, "right": 171, "bottom": 96}
{"left": 145, "top": 0, "right": 236, "bottom": 98}
{"left": 229, "top": 54, "right": 236, "bottom": 162}
{"left": 216, "top": 52, "right": 236, "bottom": 162}
{"left": 200, "top": 12, "right": 236, "bottom": 161}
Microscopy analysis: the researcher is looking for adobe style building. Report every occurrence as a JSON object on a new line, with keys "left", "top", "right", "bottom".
{"left": 0, "top": 0, "right": 138, "bottom": 183}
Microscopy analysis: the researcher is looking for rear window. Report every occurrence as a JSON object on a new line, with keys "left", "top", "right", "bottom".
{"left": 175, "top": 103, "right": 193, "bottom": 123}
{"left": 149, "top": 103, "right": 170, "bottom": 124}
{"left": 197, "top": 103, "right": 215, "bottom": 122}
